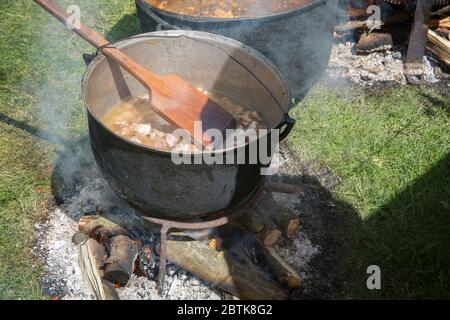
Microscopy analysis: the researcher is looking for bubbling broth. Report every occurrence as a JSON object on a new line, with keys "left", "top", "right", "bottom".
{"left": 101, "top": 90, "right": 266, "bottom": 152}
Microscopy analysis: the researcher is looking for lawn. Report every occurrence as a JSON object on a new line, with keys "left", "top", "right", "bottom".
{"left": 0, "top": 0, "right": 449, "bottom": 299}
{"left": 0, "top": 0, "right": 140, "bottom": 299}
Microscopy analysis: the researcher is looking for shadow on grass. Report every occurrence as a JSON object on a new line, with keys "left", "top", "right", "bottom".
{"left": 336, "top": 152, "right": 450, "bottom": 299}
{"left": 416, "top": 87, "right": 450, "bottom": 116}
{"left": 105, "top": 13, "right": 142, "bottom": 42}
{"left": 0, "top": 112, "right": 68, "bottom": 145}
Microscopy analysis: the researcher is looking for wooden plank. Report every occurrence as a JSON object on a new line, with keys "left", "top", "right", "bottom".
{"left": 78, "top": 238, "right": 120, "bottom": 300}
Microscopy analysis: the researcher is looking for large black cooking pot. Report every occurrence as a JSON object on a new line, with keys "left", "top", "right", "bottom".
{"left": 82, "top": 31, "right": 293, "bottom": 221}
{"left": 135, "top": 0, "right": 337, "bottom": 99}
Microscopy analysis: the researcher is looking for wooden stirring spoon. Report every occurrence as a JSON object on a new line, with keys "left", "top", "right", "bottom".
{"left": 34, "top": 0, "right": 236, "bottom": 147}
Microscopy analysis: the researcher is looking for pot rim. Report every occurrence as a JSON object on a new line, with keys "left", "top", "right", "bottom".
{"left": 136, "top": 0, "right": 328, "bottom": 23}
{"left": 81, "top": 30, "right": 291, "bottom": 157}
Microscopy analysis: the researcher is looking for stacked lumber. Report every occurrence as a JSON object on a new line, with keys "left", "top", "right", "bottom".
{"left": 427, "top": 30, "right": 450, "bottom": 66}
{"left": 333, "top": 2, "right": 450, "bottom": 70}
{"left": 427, "top": 13, "right": 450, "bottom": 67}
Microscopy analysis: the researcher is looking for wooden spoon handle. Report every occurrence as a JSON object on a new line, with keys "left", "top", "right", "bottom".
{"left": 34, "top": 0, "right": 160, "bottom": 90}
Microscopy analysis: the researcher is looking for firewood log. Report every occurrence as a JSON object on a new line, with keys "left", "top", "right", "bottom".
{"left": 264, "top": 182, "right": 307, "bottom": 196}
{"left": 435, "top": 28, "right": 450, "bottom": 38}
{"left": 253, "top": 193, "right": 302, "bottom": 240}
{"left": 334, "top": 20, "right": 372, "bottom": 33}
{"left": 237, "top": 204, "right": 281, "bottom": 247}
{"left": 268, "top": 207, "right": 302, "bottom": 239}
{"left": 208, "top": 236, "right": 223, "bottom": 251}
{"left": 165, "top": 239, "right": 288, "bottom": 300}
{"left": 253, "top": 204, "right": 281, "bottom": 247}
{"left": 431, "top": 5, "right": 450, "bottom": 17}
{"left": 238, "top": 210, "right": 265, "bottom": 233}
{"left": 258, "top": 221, "right": 281, "bottom": 247}
{"left": 78, "top": 215, "right": 129, "bottom": 237}
{"left": 429, "top": 16, "right": 450, "bottom": 29}
{"left": 78, "top": 215, "right": 138, "bottom": 288}
{"left": 78, "top": 238, "right": 120, "bottom": 300}
{"left": 264, "top": 247, "right": 302, "bottom": 290}
{"left": 103, "top": 235, "right": 138, "bottom": 287}
{"left": 427, "top": 30, "right": 450, "bottom": 66}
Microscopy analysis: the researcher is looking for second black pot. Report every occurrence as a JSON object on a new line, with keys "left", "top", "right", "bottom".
{"left": 136, "top": 0, "right": 337, "bottom": 100}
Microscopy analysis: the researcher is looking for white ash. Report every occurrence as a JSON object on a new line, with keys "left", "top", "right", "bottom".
{"left": 422, "top": 56, "right": 438, "bottom": 83}
{"left": 271, "top": 193, "right": 321, "bottom": 280}
{"left": 275, "top": 233, "right": 320, "bottom": 281}
{"left": 327, "top": 42, "right": 439, "bottom": 86}
{"left": 118, "top": 267, "right": 222, "bottom": 300}
{"left": 34, "top": 208, "right": 93, "bottom": 300}
{"left": 33, "top": 166, "right": 226, "bottom": 300}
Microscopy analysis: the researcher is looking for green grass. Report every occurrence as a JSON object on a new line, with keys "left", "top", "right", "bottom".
{"left": 289, "top": 85, "right": 450, "bottom": 298}
{"left": 0, "top": 0, "right": 140, "bottom": 299}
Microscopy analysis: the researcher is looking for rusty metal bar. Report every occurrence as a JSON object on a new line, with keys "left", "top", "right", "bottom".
{"left": 157, "top": 224, "right": 170, "bottom": 294}
{"left": 405, "top": 0, "right": 434, "bottom": 71}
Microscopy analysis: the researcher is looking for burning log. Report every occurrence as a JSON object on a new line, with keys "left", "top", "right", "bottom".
{"left": 103, "top": 235, "right": 138, "bottom": 287}
{"left": 165, "top": 239, "right": 288, "bottom": 300}
{"left": 78, "top": 238, "right": 120, "bottom": 300}
{"left": 239, "top": 200, "right": 302, "bottom": 245}
{"left": 208, "top": 236, "right": 223, "bottom": 251}
{"left": 264, "top": 247, "right": 303, "bottom": 290}
{"left": 78, "top": 215, "right": 139, "bottom": 287}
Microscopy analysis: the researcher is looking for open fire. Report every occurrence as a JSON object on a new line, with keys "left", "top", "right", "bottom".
{"left": 30, "top": 0, "right": 449, "bottom": 302}
{"left": 34, "top": 142, "right": 321, "bottom": 300}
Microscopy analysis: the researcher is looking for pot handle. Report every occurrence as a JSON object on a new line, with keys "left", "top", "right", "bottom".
{"left": 82, "top": 53, "right": 96, "bottom": 66}
{"left": 278, "top": 114, "right": 296, "bottom": 142}
{"left": 138, "top": 0, "right": 181, "bottom": 31}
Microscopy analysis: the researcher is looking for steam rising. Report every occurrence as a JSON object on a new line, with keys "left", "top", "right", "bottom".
{"left": 33, "top": 1, "right": 101, "bottom": 186}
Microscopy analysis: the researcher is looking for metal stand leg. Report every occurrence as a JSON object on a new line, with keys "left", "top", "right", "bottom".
{"left": 140, "top": 181, "right": 266, "bottom": 295}
{"left": 405, "top": 0, "right": 433, "bottom": 83}
{"left": 157, "top": 225, "right": 169, "bottom": 295}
